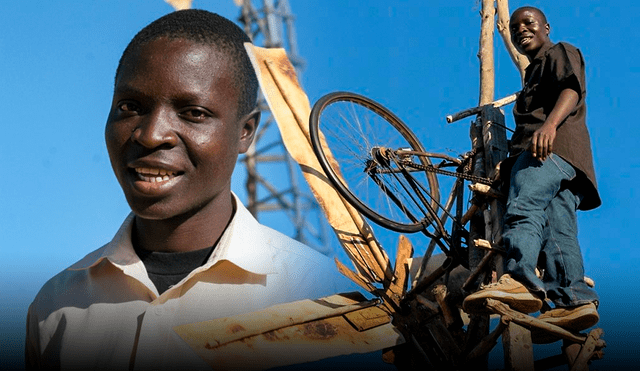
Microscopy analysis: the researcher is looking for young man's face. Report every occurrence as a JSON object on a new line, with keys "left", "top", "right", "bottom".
{"left": 105, "top": 37, "right": 257, "bottom": 221}
{"left": 510, "top": 9, "right": 550, "bottom": 60}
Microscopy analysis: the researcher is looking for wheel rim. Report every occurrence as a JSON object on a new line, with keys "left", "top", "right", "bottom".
{"left": 310, "top": 92, "right": 441, "bottom": 233}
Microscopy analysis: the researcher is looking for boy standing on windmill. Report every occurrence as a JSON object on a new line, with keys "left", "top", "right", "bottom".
{"left": 463, "top": 6, "right": 600, "bottom": 336}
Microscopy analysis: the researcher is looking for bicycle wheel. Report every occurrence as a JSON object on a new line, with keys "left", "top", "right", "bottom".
{"left": 309, "top": 91, "right": 441, "bottom": 233}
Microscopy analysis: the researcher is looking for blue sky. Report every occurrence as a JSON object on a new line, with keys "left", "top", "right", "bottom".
{"left": 2, "top": 0, "right": 639, "bottom": 369}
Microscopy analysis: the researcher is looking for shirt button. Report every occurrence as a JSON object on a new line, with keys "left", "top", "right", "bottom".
{"left": 154, "top": 306, "right": 164, "bottom": 316}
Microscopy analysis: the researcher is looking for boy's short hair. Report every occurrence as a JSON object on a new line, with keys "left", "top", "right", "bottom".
{"left": 511, "top": 6, "right": 548, "bottom": 25}
{"left": 116, "top": 9, "right": 259, "bottom": 117}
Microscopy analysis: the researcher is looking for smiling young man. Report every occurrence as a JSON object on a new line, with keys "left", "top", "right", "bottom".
{"left": 26, "top": 10, "right": 348, "bottom": 370}
{"left": 463, "top": 7, "right": 600, "bottom": 339}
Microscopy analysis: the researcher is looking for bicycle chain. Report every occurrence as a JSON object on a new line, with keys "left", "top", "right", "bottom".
{"left": 374, "top": 147, "right": 493, "bottom": 185}
{"left": 402, "top": 161, "right": 493, "bottom": 185}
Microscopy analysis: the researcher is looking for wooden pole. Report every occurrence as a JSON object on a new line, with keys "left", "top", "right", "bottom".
{"left": 477, "top": 2, "right": 535, "bottom": 370}
{"left": 495, "top": 0, "right": 529, "bottom": 81}
{"left": 478, "top": 0, "right": 496, "bottom": 105}
{"left": 464, "top": 2, "right": 498, "bottom": 369}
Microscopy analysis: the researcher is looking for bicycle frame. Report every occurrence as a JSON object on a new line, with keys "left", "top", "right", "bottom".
{"left": 365, "top": 147, "right": 473, "bottom": 269}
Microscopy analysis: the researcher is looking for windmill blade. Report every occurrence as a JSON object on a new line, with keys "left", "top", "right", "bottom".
{"left": 164, "top": 0, "right": 192, "bottom": 10}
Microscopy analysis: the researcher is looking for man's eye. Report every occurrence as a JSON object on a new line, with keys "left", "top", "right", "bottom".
{"left": 118, "top": 102, "right": 140, "bottom": 113}
{"left": 188, "top": 110, "right": 205, "bottom": 117}
{"left": 182, "top": 108, "right": 210, "bottom": 120}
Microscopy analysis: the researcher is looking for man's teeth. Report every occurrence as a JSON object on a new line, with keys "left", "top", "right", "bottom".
{"left": 135, "top": 167, "right": 177, "bottom": 182}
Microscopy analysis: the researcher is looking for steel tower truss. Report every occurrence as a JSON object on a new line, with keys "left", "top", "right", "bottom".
{"left": 235, "top": 0, "right": 330, "bottom": 253}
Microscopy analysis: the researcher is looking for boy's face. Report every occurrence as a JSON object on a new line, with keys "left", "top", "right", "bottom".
{"left": 105, "top": 37, "right": 258, "bottom": 221}
{"left": 510, "top": 9, "right": 550, "bottom": 60}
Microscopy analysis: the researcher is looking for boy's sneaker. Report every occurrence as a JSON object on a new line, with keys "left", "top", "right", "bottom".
{"left": 531, "top": 302, "right": 599, "bottom": 344}
{"left": 463, "top": 274, "right": 543, "bottom": 314}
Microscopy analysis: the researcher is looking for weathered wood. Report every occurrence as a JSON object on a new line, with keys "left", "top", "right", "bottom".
{"left": 384, "top": 235, "right": 414, "bottom": 310}
{"left": 502, "top": 322, "right": 534, "bottom": 371}
{"left": 495, "top": 0, "right": 529, "bottom": 80}
{"left": 473, "top": 238, "right": 506, "bottom": 254}
{"left": 334, "top": 258, "right": 376, "bottom": 293}
{"left": 164, "top": 0, "right": 193, "bottom": 11}
{"left": 479, "top": 108, "right": 508, "bottom": 282}
{"left": 469, "top": 183, "right": 506, "bottom": 200}
{"left": 245, "top": 44, "right": 394, "bottom": 285}
{"left": 344, "top": 306, "right": 392, "bottom": 332}
{"left": 569, "top": 329, "right": 605, "bottom": 371}
{"left": 461, "top": 203, "right": 479, "bottom": 226}
{"left": 467, "top": 319, "right": 508, "bottom": 359}
{"left": 481, "top": 107, "right": 508, "bottom": 180}
{"left": 564, "top": 341, "right": 587, "bottom": 371}
{"left": 175, "top": 296, "right": 381, "bottom": 349}
{"left": 173, "top": 293, "right": 402, "bottom": 370}
{"left": 486, "top": 299, "right": 588, "bottom": 344}
{"left": 468, "top": 119, "right": 486, "bottom": 275}
{"left": 432, "top": 284, "right": 462, "bottom": 329}
{"left": 405, "top": 256, "right": 459, "bottom": 303}
{"left": 415, "top": 294, "right": 440, "bottom": 314}
{"left": 479, "top": 0, "right": 496, "bottom": 104}
{"left": 462, "top": 250, "right": 496, "bottom": 292}
{"left": 446, "top": 93, "right": 517, "bottom": 123}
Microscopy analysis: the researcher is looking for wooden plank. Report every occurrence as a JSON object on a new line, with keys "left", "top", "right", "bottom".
{"left": 485, "top": 299, "right": 587, "bottom": 344}
{"left": 173, "top": 293, "right": 404, "bottom": 370}
{"left": 334, "top": 258, "right": 376, "bottom": 293}
{"left": 384, "top": 235, "right": 414, "bottom": 309}
{"left": 432, "top": 285, "right": 462, "bottom": 329}
{"left": 502, "top": 322, "right": 534, "bottom": 371}
{"left": 344, "top": 306, "right": 392, "bottom": 331}
{"left": 244, "top": 44, "right": 393, "bottom": 285}
{"left": 467, "top": 319, "right": 508, "bottom": 359}
{"left": 569, "top": 329, "right": 605, "bottom": 371}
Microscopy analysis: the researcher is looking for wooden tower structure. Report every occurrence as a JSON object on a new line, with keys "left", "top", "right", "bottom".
{"left": 165, "top": 1, "right": 606, "bottom": 369}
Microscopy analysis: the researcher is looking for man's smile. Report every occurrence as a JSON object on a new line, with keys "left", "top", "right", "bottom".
{"left": 126, "top": 164, "right": 185, "bottom": 195}
{"left": 134, "top": 167, "right": 179, "bottom": 183}
{"left": 518, "top": 35, "right": 533, "bottom": 46}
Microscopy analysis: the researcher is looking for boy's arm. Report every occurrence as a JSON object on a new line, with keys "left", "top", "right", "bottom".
{"left": 531, "top": 88, "right": 579, "bottom": 160}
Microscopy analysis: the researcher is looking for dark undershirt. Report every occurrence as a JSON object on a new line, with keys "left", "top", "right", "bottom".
{"left": 133, "top": 200, "right": 237, "bottom": 295}
{"left": 134, "top": 244, "right": 214, "bottom": 295}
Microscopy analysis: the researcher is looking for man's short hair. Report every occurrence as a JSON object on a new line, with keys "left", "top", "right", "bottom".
{"left": 116, "top": 9, "right": 259, "bottom": 117}
{"left": 511, "top": 6, "right": 548, "bottom": 25}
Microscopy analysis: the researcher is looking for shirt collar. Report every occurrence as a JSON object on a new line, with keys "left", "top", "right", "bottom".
{"left": 530, "top": 40, "right": 554, "bottom": 63}
{"left": 201, "top": 193, "right": 278, "bottom": 275}
{"left": 68, "top": 192, "right": 278, "bottom": 276}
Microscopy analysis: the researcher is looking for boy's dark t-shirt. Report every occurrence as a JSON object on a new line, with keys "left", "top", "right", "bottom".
{"left": 510, "top": 41, "right": 601, "bottom": 210}
{"left": 134, "top": 245, "right": 214, "bottom": 294}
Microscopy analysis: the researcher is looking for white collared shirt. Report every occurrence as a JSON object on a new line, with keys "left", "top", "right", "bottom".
{"left": 26, "top": 194, "right": 351, "bottom": 370}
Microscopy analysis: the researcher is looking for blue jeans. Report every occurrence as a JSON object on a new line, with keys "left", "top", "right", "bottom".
{"left": 503, "top": 151, "right": 599, "bottom": 308}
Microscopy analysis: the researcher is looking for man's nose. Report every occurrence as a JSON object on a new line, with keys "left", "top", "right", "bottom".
{"left": 131, "top": 108, "right": 178, "bottom": 149}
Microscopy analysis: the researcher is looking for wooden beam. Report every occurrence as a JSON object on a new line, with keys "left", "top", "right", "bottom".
{"left": 478, "top": 0, "right": 496, "bottom": 105}
{"left": 502, "top": 322, "right": 534, "bottom": 371}
{"left": 495, "top": 0, "right": 529, "bottom": 81}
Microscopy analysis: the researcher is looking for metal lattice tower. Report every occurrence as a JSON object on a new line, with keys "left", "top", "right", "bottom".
{"left": 235, "top": 0, "right": 331, "bottom": 254}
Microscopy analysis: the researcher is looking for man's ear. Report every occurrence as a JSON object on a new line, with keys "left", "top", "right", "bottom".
{"left": 238, "top": 108, "right": 261, "bottom": 154}
{"left": 545, "top": 23, "right": 550, "bottom": 36}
